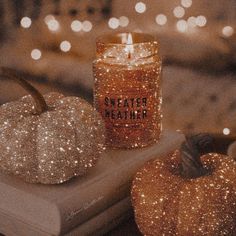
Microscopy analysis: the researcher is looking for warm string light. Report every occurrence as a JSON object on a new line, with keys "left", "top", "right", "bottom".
{"left": 119, "top": 16, "right": 129, "bottom": 27}
{"left": 60, "top": 41, "right": 71, "bottom": 52}
{"left": 26, "top": 2, "right": 234, "bottom": 55}
{"left": 196, "top": 15, "right": 207, "bottom": 27}
{"left": 71, "top": 20, "right": 82, "bottom": 32}
{"left": 173, "top": 6, "right": 185, "bottom": 18}
{"left": 26, "top": 3, "right": 219, "bottom": 37}
{"left": 175, "top": 15, "right": 207, "bottom": 32}
{"left": 135, "top": 2, "right": 146, "bottom": 14}
{"left": 108, "top": 17, "right": 119, "bottom": 29}
{"left": 176, "top": 20, "right": 188, "bottom": 32}
{"left": 70, "top": 20, "right": 93, "bottom": 32}
{"left": 223, "top": 128, "right": 230, "bottom": 135}
{"left": 108, "top": 16, "right": 129, "bottom": 29}
{"left": 31, "top": 49, "right": 42, "bottom": 60}
{"left": 44, "top": 14, "right": 55, "bottom": 24}
{"left": 17, "top": 2, "right": 233, "bottom": 40}
{"left": 82, "top": 21, "right": 93, "bottom": 32}
{"left": 44, "top": 15, "right": 60, "bottom": 32}
{"left": 222, "top": 26, "right": 234, "bottom": 37}
{"left": 20, "top": 16, "right": 32, "bottom": 28}
{"left": 187, "top": 16, "right": 197, "bottom": 28}
{"left": 181, "top": 0, "right": 192, "bottom": 8}
{"left": 156, "top": 14, "right": 167, "bottom": 26}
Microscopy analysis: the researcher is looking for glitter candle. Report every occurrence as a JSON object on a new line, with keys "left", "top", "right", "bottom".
{"left": 93, "top": 33, "right": 162, "bottom": 148}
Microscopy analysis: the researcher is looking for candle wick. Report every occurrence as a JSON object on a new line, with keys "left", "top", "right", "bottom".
{"left": 126, "top": 33, "right": 133, "bottom": 60}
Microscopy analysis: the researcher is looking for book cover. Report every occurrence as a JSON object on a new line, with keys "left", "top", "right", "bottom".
{"left": 66, "top": 197, "right": 132, "bottom": 236}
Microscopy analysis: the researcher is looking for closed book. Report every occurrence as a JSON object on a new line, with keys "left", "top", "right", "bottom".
{"left": 66, "top": 197, "right": 132, "bottom": 236}
{"left": 0, "top": 130, "right": 184, "bottom": 236}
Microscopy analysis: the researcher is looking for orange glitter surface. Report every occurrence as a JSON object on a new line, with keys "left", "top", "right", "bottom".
{"left": 93, "top": 33, "right": 162, "bottom": 148}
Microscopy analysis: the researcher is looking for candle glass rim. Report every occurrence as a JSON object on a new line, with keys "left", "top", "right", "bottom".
{"left": 96, "top": 32, "right": 159, "bottom": 46}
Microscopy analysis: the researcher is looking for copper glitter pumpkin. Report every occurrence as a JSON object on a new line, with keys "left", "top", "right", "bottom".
{"left": 0, "top": 68, "right": 105, "bottom": 184}
{"left": 132, "top": 134, "right": 236, "bottom": 236}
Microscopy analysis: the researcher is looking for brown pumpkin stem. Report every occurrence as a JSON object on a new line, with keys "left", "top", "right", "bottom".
{"left": 180, "top": 134, "right": 215, "bottom": 179}
{"left": 1, "top": 67, "right": 48, "bottom": 114}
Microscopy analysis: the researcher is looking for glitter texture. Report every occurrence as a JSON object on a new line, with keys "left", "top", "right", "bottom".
{"left": 131, "top": 150, "right": 236, "bottom": 235}
{"left": 93, "top": 33, "right": 162, "bottom": 148}
{"left": 0, "top": 92, "right": 105, "bottom": 184}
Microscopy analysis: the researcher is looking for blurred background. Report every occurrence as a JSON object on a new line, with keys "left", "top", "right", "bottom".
{"left": 0, "top": 0, "right": 236, "bottom": 137}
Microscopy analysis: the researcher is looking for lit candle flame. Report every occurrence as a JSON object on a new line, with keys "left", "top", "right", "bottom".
{"left": 126, "top": 33, "right": 134, "bottom": 59}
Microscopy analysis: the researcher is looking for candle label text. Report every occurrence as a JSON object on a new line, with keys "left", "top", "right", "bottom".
{"left": 104, "top": 97, "right": 148, "bottom": 121}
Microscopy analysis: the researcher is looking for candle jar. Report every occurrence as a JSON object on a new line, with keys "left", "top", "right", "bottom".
{"left": 93, "top": 32, "right": 162, "bottom": 149}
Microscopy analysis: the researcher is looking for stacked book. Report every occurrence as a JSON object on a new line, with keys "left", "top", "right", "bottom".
{"left": 0, "top": 130, "right": 184, "bottom": 236}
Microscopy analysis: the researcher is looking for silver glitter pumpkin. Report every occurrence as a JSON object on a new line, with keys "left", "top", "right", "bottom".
{"left": 0, "top": 68, "right": 105, "bottom": 184}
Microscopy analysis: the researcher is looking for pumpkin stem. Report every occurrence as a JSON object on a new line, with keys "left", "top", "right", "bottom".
{"left": 1, "top": 67, "right": 48, "bottom": 114}
{"left": 180, "top": 134, "right": 215, "bottom": 179}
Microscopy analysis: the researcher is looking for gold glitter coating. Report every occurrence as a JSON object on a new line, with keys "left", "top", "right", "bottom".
{"left": 93, "top": 33, "right": 162, "bottom": 149}
{"left": 0, "top": 92, "right": 105, "bottom": 184}
{"left": 131, "top": 150, "right": 236, "bottom": 235}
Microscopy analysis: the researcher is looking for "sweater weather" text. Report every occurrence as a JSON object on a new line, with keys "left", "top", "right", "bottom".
{"left": 104, "top": 97, "right": 148, "bottom": 120}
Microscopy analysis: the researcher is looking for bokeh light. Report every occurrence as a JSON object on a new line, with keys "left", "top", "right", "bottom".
{"left": 82, "top": 21, "right": 93, "bottom": 32}
{"left": 20, "top": 17, "right": 32, "bottom": 28}
{"left": 222, "top": 26, "right": 234, "bottom": 37}
{"left": 181, "top": 0, "right": 192, "bottom": 8}
{"left": 196, "top": 15, "right": 207, "bottom": 27}
{"left": 119, "top": 16, "right": 129, "bottom": 27}
{"left": 108, "top": 17, "right": 119, "bottom": 29}
{"left": 31, "top": 49, "right": 42, "bottom": 60}
{"left": 46, "top": 18, "right": 60, "bottom": 31}
{"left": 155, "top": 14, "right": 167, "bottom": 26}
{"left": 44, "top": 15, "right": 55, "bottom": 24}
{"left": 135, "top": 2, "right": 146, "bottom": 14}
{"left": 223, "top": 128, "right": 230, "bottom": 135}
{"left": 176, "top": 20, "right": 188, "bottom": 32}
{"left": 173, "top": 6, "right": 185, "bottom": 18}
{"left": 187, "top": 16, "right": 197, "bottom": 28}
{"left": 60, "top": 41, "right": 71, "bottom": 52}
{"left": 71, "top": 20, "right": 82, "bottom": 32}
